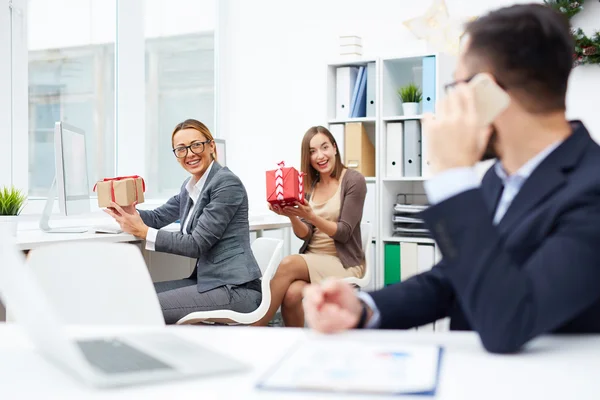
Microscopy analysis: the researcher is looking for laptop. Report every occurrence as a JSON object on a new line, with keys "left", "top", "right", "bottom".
{"left": 0, "top": 233, "right": 249, "bottom": 388}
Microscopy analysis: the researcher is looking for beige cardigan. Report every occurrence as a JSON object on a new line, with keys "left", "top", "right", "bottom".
{"left": 299, "top": 168, "right": 367, "bottom": 268}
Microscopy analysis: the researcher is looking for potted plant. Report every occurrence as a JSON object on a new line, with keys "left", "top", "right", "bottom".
{"left": 0, "top": 186, "right": 27, "bottom": 236}
{"left": 397, "top": 83, "right": 423, "bottom": 116}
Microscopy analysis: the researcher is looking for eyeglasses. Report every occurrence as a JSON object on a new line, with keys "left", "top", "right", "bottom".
{"left": 444, "top": 75, "right": 476, "bottom": 93}
{"left": 444, "top": 75, "right": 506, "bottom": 93}
{"left": 172, "top": 140, "right": 212, "bottom": 158}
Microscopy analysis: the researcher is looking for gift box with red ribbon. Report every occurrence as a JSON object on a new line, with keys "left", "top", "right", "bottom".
{"left": 93, "top": 175, "right": 146, "bottom": 208}
{"left": 266, "top": 161, "right": 305, "bottom": 207}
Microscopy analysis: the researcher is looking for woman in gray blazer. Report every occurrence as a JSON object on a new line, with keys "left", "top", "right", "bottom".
{"left": 105, "top": 119, "right": 262, "bottom": 324}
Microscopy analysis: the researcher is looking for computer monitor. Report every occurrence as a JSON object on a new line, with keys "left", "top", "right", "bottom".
{"left": 214, "top": 138, "right": 226, "bottom": 166}
{"left": 39, "top": 122, "right": 91, "bottom": 233}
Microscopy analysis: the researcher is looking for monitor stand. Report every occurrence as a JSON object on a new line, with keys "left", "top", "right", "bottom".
{"left": 39, "top": 178, "right": 89, "bottom": 233}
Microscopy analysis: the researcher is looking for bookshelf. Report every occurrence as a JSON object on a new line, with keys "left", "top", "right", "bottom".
{"left": 326, "top": 53, "right": 455, "bottom": 299}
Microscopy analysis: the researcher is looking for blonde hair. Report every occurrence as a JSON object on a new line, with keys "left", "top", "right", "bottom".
{"left": 171, "top": 119, "right": 217, "bottom": 160}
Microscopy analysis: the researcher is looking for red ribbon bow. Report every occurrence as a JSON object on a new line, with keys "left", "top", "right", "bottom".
{"left": 93, "top": 175, "right": 146, "bottom": 204}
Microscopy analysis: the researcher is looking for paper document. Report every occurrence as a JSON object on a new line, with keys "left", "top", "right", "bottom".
{"left": 393, "top": 215, "right": 423, "bottom": 223}
{"left": 257, "top": 338, "right": 443, "bottom": 396}
{"left": 394, "top": 204, "right": 428, "bottom": 214}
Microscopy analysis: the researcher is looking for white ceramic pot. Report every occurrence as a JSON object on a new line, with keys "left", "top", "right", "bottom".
{"left": 0, "top": 215, "right": 18, "bottom": 237}
{"left": 402, "top": 102, "right": 419, "bottom": 116}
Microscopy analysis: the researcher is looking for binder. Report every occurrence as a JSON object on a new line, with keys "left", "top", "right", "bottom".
{"left": 384, "top": 243, "right": 400, "bottom": 285}
{"left": 421, "top": 126, "right": 430, "bottom": 177}
{"left": 434, "top": 245, "right": 443, "bottom": 263}
{"left": 400, "top": 242, "right": 418, "bottom": 281}
{"left": 335, "top": 67, "right": 359, "bottom": 119}
{"left": 417, "top": 244, "right": 435, "bottom": 273}
{"left": 422, "top": 56, "right": 436, "bottom": 114}
{"left": 366, "top": 62, "right": 376, "bottom": 117}
{"left": 345, "top": 122, "right": 375, "bottom": 177}
{"left": 366, "top": 241, "right": 377, "bottom": 292}
{"left": 363, "top": 183, "right": 377, "bottom": 235}
{"left": 349, "top": 66, "right": 364, "bottom": 117}
{"left": 349, "top": 66, "right": 367, "bottom": 118}
{"left": 403, "top": 120, "right": 422, "bottom": 177}
{"left": 329, "top": 124, "right": 345, "bottom": 158}
{"left": 385, "top": 122, "right": 403, "bottom": 177}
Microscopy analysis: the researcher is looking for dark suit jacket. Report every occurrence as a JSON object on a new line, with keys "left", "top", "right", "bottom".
{"left": 370, "top": 121, "right": 600, "bottom": 353}
{"left": 139, "top": 162, "right": 261, "bottom": 293}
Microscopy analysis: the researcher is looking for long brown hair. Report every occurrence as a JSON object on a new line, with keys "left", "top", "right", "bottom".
{"left": 301, "top": 126, "right": 345, "bottom": 193}
{"left": 171, "top": 119, "right": 217, "bottom": 161}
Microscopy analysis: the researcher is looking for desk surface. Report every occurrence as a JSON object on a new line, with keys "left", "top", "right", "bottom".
{"left": 0, "top": 326, "right": 598, "bottom": 399}
{"left": 15, "top": 216, "right": 291, "bottom": 251}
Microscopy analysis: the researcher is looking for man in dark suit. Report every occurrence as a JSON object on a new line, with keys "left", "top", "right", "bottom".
{"left": 303, "top": 4, "right": 600, "bottom": 353}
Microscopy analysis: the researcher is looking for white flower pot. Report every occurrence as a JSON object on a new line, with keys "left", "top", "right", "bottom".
{"left": 0, "top": 216, "right": 18, "bottom": 237}
{"left": 402, "top": 102, "right": 419, "bottom": 116}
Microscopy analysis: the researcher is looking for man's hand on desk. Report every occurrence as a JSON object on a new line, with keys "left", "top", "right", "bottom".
{"left": 103, "top": 202, "right": 149, "bottom": 238}
{"left": 303, "top": 280, "right": 371, "bottom": 333}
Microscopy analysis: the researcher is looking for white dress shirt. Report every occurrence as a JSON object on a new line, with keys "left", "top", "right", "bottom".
{"left": 145, "top": 161, "right": 214, "bottom": 251}
{"left": 362, "top": 141, "right": 562, "bottom": 329}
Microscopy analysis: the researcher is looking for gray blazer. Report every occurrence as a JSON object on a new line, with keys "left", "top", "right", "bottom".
{"left": 138, "top": 162, "right": 261, "bottom": 293}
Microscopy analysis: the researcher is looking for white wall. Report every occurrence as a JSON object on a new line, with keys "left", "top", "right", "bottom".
{"left": 218, "top": 0, "right": 600, "bottom": 212}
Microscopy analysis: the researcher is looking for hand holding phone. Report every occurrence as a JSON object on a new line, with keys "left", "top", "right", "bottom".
{"left": 468, "top": 73, "right": 510, "bottom": 126}
{"left": 422, "top": 73, "right": 506, "bottom": 173}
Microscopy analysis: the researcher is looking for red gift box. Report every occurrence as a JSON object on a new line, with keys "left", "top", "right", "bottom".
{"left": 266, "top": 161, "right": 305, "bottom": 207}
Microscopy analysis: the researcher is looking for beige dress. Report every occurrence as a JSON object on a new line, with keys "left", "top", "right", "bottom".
{"left": 299, "top": 171, "right": 365, "bottom": 283}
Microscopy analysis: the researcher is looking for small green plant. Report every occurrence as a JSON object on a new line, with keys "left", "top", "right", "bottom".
{"left": 0, "top": 186, "right": 27, "bottom": 216}
{"left": 397, "top": 83, "right": 423, "bottom": 103}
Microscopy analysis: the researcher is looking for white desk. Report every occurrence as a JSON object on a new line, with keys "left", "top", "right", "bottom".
{"left": 15, "top": 216, "right": 291, "bottom": 251}
{"left": 0, "top": 326, "right": 598, "bottom": 399}
{"left": 1, "top": 216, "right": 291, "bottom": 322}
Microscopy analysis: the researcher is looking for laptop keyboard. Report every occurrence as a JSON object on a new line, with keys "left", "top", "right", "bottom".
{"left": 76, "top": 338, "right": 174, "bottom": 374}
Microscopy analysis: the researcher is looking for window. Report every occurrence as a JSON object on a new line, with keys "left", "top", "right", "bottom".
{"left": 5, "top": 0, "right": 217, "bottom": 206}
{"left": 27, "top": 0, "right": 116, "bottom": 197}
{"left": 0, "top": 1, "right": 13, "bottom": 187}
{"left": 28, "top": 46, "right": 115, "bottom": 196}
{"left": 144, "top": 0, "right": 216, "bottom": 197}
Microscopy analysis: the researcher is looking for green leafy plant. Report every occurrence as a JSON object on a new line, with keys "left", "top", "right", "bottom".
{"left": 544, "top": 0, "right": 600, "bottom": 67}
{"left": 0, "top": 186, "right": 27, "bottom": 216}
{"left": 397, "top": 83, "right": 423, "bottom": 103}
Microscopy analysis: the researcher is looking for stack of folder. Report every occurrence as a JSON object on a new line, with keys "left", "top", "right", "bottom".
{"left": 392, "top": 203, "right": 430, "bottom": 238}
{"left": 384, "top": 241, "right": 436, "bottom": 286}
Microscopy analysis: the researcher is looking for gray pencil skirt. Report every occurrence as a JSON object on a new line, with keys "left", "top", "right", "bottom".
{"left": 153, "top": 278, "right": 262, "bottom": 324}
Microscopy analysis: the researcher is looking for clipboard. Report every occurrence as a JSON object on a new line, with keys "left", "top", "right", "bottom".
{"left": 255, "top": 337, "right": 444, "bottom": 397}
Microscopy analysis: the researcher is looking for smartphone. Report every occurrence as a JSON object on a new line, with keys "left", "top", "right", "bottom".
{"left": 469, "top": 73, "right": 510, "bottom": 126}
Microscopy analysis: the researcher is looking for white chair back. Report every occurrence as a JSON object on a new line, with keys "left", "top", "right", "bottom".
{"left": 254, "top": 237, "right": 284, "bottom": 321}
{"left": 26, "top": 242, "right": 164, "bottom": 326}
{"left": 343, "top": 222, "right": 373, "bottom": 288}
{"left": 176, "top": 237, "right": 283, "bottom": 325}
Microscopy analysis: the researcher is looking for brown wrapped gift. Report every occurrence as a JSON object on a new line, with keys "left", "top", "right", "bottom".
{"left": 94, "top": 176, "right": 146, "bottom": 208}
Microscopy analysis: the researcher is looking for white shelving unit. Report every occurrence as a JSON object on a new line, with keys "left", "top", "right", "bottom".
{"left": 326, "top": 53, "right": 455, "bottom": 296}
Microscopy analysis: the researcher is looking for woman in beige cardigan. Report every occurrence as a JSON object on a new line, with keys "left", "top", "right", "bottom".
{"left": 254, "top": 126, "right": 367, "bottom": 327}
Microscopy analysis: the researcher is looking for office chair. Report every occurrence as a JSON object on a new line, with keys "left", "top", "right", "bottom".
{"left": 25, "top": 242, "right": 164, "bottom": 326}
{"left": 176, "top": 237, "right": 284, "bottom": 325}
{"left": 342, "top": 222, "right": 373, "bottom": 289}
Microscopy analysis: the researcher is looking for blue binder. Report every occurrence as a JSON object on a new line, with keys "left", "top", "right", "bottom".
{"left": 349, "top": 66, "right": 365, "bottom": 118}
{"left": 350, "top": 66, "right": 367, "bottom": 118}
{"left": 422, "top": 56, "right": 436, "bottom": 114}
